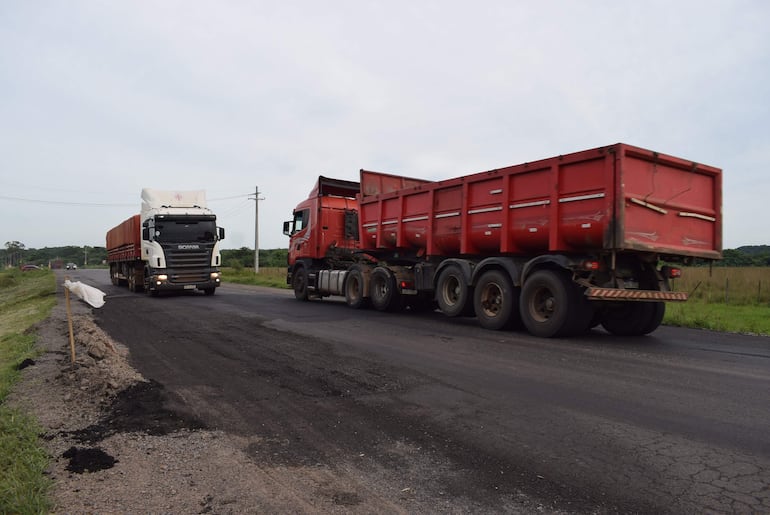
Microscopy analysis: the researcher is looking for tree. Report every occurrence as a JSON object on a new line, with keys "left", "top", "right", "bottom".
{"left": 3, "top": 241, "right": 27, "bottom": 267}
{"left": 5, "top": 241, "right": 26, "bottom": 251}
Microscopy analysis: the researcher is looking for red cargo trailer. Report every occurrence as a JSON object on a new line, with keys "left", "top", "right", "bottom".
{"left": 106, "top": 215, "right": 142, "bottom": 263}
{"left": 283, "top": 143, "right": 722, "bottom": 337}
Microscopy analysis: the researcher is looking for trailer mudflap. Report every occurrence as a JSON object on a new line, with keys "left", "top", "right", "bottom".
{"left": 585, "top": 287, "right": 688, "bottom": 302}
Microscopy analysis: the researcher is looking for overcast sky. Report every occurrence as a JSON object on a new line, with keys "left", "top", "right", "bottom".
{"left": 1, "top": 1, "right": 768, "bottom": 252}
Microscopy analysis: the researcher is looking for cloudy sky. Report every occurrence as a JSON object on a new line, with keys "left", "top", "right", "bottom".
{"left": 1, "top": 1, "right": 768, "bottom": 251}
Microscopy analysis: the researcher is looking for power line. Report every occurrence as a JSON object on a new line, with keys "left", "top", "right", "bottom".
{"left": 0, "top": 192, "right": 253, "bottom": 207}
{"left": 0, "top": 195, "right": 133, "bottom": 207}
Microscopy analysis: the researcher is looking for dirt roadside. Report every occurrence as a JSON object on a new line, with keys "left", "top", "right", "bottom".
{"left": 7, "top": 288, "right": 566, "bottom": 514}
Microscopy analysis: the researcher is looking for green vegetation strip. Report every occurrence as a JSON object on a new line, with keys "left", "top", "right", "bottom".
{"left": 0, "top": 268, "right": 56, "bottom": 514}
{"left": 221, "top": 266, "right": 289, "bottom": 289}
{"left": 664, "top": 301, "right": 770, "bottom": 336}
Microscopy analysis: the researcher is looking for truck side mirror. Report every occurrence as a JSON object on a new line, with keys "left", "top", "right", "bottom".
{"left": 218, "top": 227, "right": 225, "bottom": 240}
{"left": 282, "top": 221, "right": 292, "bottom": 236}
{"left": 142, "top": 227, "right": 150, "bottom": 240}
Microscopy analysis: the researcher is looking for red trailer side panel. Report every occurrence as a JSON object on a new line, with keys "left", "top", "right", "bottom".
{"left": 616, "top": 145, "right": 721, "bottom": 259}
{"left": 358, "top": 143, "right": 722, "bottom": 260}
{"left": 106, "top": 214, "right": 142, "bottom": 262}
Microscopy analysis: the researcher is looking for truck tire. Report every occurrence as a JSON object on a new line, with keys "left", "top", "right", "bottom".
{"left": 640, "top": 302, "right": 665, "bottom": 334}
{"left": 601, "top": 301, "right": 664, "bottom": 336}
{"left": 203, "top": 288, "right": 216, "bottom": 296}
{"left": 474, "top": 270, "right": 520, "bottom": 330}
{"left": 520, "top": 269, "right": 587, "bottom": 338}
{"left": 370, "top": 267, "right": 400, "bottom": 312}
{"left": 293, "top": 267, "right": 309, "bottom": 301}
{"left": 436, "top": 264, "right": 471, "bottom": 317}
{"left": 344, "top": 268, "right": 368, "bottom": 309}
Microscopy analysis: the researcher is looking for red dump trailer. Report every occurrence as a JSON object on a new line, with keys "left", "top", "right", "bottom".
{"left": 283, "top": 143, "right": 722, "bottom": 337}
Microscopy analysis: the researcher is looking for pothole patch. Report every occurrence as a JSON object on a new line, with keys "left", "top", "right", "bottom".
{"left": 63, "top": 446, "right": 118, "bottom": 473}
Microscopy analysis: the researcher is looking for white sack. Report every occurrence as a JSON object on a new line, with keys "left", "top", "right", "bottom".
{"left": 64, "top": 280, "right": 106, "bottom": 308}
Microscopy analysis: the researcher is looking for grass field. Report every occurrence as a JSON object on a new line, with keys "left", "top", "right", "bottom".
{"left": 0, "top": 268, "right": 56, "bottom": 514}
{"left": 221, "top": 266, "right": 289, "bottom": 288}
{"left": 664, "top": 267, "right": 770, "bottom": 335}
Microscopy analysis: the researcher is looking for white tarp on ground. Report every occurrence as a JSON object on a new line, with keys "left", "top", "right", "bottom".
{"left": 64, "top": 280, "right": 106, "bottom": 308}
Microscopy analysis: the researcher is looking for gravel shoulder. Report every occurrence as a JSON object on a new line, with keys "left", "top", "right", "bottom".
{"left": 7, "top": 285, "right": 558, "bottom": 514}
{"left": 8, "top": 297, "right": 328, "bottom": 513}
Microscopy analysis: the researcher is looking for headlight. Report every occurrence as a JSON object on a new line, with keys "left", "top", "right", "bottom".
{"left": 210, "top": 272, "right": 220, "bottom": 279}
{"left": 157, "top": 274, "right": 168, "bottom": 281}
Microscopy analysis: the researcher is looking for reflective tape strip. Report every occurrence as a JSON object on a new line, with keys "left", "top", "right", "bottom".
{"left": 679, "top": 212, "right": 717, "bottom": 222}
{"left": 559, "top": 193, "right": 606, "bottom": 203}
{"left": 435, "top": 211, "right": 461, "bottom": 219}
{"left": 402, "top": 215, "right": 429, "bottom": 223}
{"left": 585, "top": 287, "right": 688, "bottom": 302}
{"left": 510, "top": 200, "right": 550, "bottom": 209}
{"left": 629, "top": 197, "right": 668, "bottom": 214}
{"left": 468, "top": 206, "right": 503, "bottom": 214}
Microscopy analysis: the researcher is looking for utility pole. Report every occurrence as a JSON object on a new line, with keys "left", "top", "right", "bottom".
{"left": 250, "top": 186, "right": 265, "bottom": 273}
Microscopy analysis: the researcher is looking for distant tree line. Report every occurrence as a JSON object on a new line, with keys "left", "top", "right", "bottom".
{"left": 4, "top": 241, "right": 769, "bottom": 270}
{"left": 715, "top": 247, "right": 770, "bottom": 267}
{"left": 1, "top": 241, "right": 287, "bottom": 269}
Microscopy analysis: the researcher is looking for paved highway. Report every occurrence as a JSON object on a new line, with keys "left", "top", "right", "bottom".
{"left": 72, "top": 268, "right": 770, "bottom": 513}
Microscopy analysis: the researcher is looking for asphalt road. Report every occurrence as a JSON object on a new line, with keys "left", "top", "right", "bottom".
{"left": 71, "top": 269, "right": 770, "bottom": 513}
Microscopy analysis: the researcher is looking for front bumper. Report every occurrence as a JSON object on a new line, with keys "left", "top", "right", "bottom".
{"left": 146, "top": 272, "right": 221, "bottom": 292}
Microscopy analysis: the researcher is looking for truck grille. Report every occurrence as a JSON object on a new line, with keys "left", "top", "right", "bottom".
{"left": 162, "top": 245, "right": 214, "bottom": 284}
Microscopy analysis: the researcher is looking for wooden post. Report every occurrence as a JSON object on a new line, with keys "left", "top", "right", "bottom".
{"left": 725, "top": 277, "right": 729, "bottom": 305}
{"left": 64, "top": 279, "right": 76, "bottom": 363}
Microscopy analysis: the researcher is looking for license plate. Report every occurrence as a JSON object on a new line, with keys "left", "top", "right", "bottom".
{"left": 184, "top": 285, "right": 196, "bottom": 290}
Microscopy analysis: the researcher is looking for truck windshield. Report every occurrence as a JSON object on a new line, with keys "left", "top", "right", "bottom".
{"left": 154, "top": 219, "right": 217, "bottom": 243}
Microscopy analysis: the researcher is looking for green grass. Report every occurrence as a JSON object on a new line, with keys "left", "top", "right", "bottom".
{"left": 664, "top": 267, "right": 770, "bottom": 335}
{"left": 0, "top": 268, "right": 56, "bottom": 514}
{"left": 664, "top": 300, "right": 770, "bottom": 335}
{"left": 221, "top": 266, "right": 290, "bottom": 289}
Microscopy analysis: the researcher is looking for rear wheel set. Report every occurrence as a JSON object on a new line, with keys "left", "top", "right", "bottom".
{"left": 519, "top": 270, "right": 594, "bottom": 338}
{"left": 599, "top": 302, "right": 665, "bottom": 336}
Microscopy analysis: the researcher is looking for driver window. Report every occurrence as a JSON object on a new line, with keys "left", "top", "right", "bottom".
{"left": 294, "top": 209, "right": 309, "bottom": 233}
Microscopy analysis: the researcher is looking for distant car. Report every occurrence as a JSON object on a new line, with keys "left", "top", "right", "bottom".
{"left": 21, "top": 264, "right": 42, "bottom": 271}
{"left": 66, "top": 263, "right": 78, "bottom": 270}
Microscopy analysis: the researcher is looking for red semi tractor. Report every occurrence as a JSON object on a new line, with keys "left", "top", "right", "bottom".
{"left": 283, "top": 143, "right": 722, "bottom": 337}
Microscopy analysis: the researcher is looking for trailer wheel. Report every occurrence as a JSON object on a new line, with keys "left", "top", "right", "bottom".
{"left": 601, "top": 301, "right": 664, "bottom": 336}
{"left": 520, "top": 269, "right": 587, "bottom": 338}
{"left": 370, "top": 267, "right": 400, "bottom": 312}
{"left": 293, "top": 267, "right": 309, "bottom": 301}
{"left": 474, "top": 270, "right": 520, "bottom": 330}
{"left": 344, "top": 268, "right": 368, "bottom": 309}
{"left": 640, "top": 302, "right": 665, "bottom": 334}
{"left": 436, "top": 265, "right": 472, "bottom": 317}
